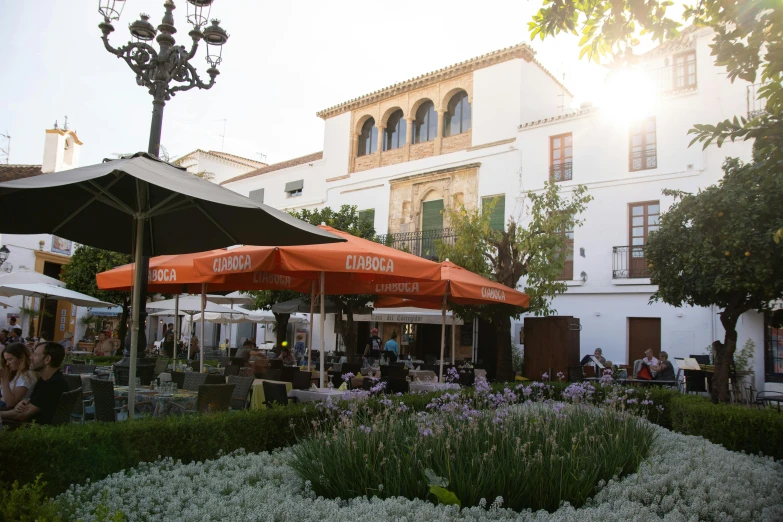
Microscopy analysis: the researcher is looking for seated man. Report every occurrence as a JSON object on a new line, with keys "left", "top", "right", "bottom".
{"left": 0, "top": 342, "right": 68, "bottom": 425}
{"left": 236, "top": 340, "right": 263, "bottom": 364}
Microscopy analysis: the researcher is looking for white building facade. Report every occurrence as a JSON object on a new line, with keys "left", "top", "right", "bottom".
{"left": 223, "top": 30, "right": 779, "bottom": 393}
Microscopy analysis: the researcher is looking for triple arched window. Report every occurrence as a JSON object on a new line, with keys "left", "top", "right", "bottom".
{"left": 357, "top": 118, "right": 378, "bottom": 157}
{"left": 412, "top": 101, "right": 437, "bottom": 144}
{"left": 384, "top": 109, "right": 406, "bottom": 151}
{"left": 444, "top": 91, "right": 471, "bottom": 137}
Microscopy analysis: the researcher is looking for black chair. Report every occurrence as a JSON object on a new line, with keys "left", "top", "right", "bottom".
{"left": 223, "top": 364, "right": 240, "bottom": 377}
{"left": 183, "top": 372, "right": 208, "bottom": 391}
{"left": 196, "top": 384, "right": 236, "bottom": 413}
{"left": 457, "top": 371, "right": 475, "bottom": 387}
{"left": 755, "top": 391, "right": 783, "bottom": 412}
{"left": 62, "top": 373, "right": 90, "bottom": 422}
{"left": 327, "top": 370, "right": 344, "bottom": 389}
{"left": 280, "top": 366, "right": 299, "bottom": 382}
{"left": 88, "top": 378, "right": 125, "bottom": 422}
{"left": 230, "top": 357, "right": 247, "bottom": 367}
{"left": 268, "top": 359, "right": 283, "bottom": 370}
{"left": 188, "top": 360, "right": 201, "bottom": 372}
{"left": 226, "top": 375, "right": 254, "bottom": 410}
{"left": 71, "top": 358, "right": 86, "bottom": 365}
{"left": 292, "top": 371, "right": 312, "bottom": 390}
{"left": 67, "top": 364, "right": 96, "bottom": 375}
{"left": 51, "top": 388, "right": 83, "bottom": 425}
{"left": 262, "top": 381, "right": 289, "bottom": 407}
{"left": 153, "top": 358, "right": 169, "bottom": 378}
{"left": 387, "top": 365, "right": 408, "bottom": 380}
{"left": 385, "top": 378, "right": 409, "bottom": 394}
{"left": 218, "top": 357, "right": 231, "bottom": 367}
{"left": 342, "top": 363, "right": 361, "bottom": 376}
{"left": 205, "top": 373, "right": 225, "bottom": 385}
{"left": 261, "top": 369, "right": 282, "bottom": 381}
{"left": 169, "top": 371, "right": 185, "bottom": 390}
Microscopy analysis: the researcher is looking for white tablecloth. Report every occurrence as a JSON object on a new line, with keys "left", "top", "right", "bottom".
{"left": 288, "top": 388, "right": 348, "bottom": 403}
{"left": 410, "top": 382, "right": 460, "bottom": 393}
{"left": 409, "top": 370, "right": 437, "bottom": 382}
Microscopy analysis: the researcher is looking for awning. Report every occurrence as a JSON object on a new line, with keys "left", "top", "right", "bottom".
{"left": 352, "top": 307, "right": 463, "bottom": 326}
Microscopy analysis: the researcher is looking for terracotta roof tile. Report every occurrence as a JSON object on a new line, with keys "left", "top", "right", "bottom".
{"left": 519, "top": 106, "right": 599, "bottom": 129}
{"left": 0, "top": 164, "right": 44, "bottom": 182}
{"left": 221, "top": 152, "right": 323, "bottom": 185}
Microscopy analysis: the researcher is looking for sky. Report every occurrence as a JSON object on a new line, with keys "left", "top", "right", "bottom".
{"left": 0, "top": 0, "right": 611, "bottom": 167}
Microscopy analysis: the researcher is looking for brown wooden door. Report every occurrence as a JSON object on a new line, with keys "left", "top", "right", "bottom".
{"left": 524, "top": 317, "right": 580, "bottom": 380}
{"left": 628, "top": 201, "right": 660, "bottom": 278}
{"left": 628, "top": 318, "right": 661, "bottom": 363}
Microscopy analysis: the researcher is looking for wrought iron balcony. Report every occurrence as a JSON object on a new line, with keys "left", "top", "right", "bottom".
{"left": 375, "top": 228, "right": 457, "bottom": 260}
{"left": 550, "top": 162, "right": 573, "bottom": 182}
{"left": 645, "top": 63, "right": 697, "bottom": 94}
{"left": 629, "top": 149, "right": 657, "bottom": 171}
{"left": 612, "top": 245, "right": 650, "bottom": 279}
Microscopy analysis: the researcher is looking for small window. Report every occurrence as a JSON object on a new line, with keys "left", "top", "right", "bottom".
{"left": 249, "top": 188, "right": 265, "bottom": 203}
{"left": 359, "top": 209, "right": 375, "bottom": 226}
{"left": 444, "top": 91, "right": 471, "bottom": 137}
{"left": 358, "top": 118, "right": 378, "bottom": 157}
{"left": 413, "top": 101, "right": 437, "bottom": 144}
{"left": 481, "top": 195, "right": 506, "bottom": 232}
{"left": 285, "top": 180, "right": 303, "bottom": 198}
{"left": 629, "top": 117, "right": 657, "bottom": 171}
{"left": 383, "top": 110, "right": 406, "bottom": 151}
{"left": 550, "top": 133, "right": 573, "bottom": 182}
{"left": 556, "top": 225, "right": 574, "bottom": 280}
{"left": 673, "top": 51, "right": 696, "bottom": 89}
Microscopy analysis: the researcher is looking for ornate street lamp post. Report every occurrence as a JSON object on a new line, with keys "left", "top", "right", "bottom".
{"left": 97, "top": 0, "right": 228, "bottom": 382}
{"left": 98, "top": 0, "right": 229, "bottom": 156}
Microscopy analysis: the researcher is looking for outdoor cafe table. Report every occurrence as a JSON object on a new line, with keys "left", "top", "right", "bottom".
{"left": 252, "top": 379, "right": 293, "bottom": 410}
{"left": 409, "top": 370, "right": 437, "bottom": 382}
{"left": 115, "top": 386, "right": 198, "bottom": 416}
{"left": 584, "top": 377, "right": 679, "bottom": 387}
{"left": 288, "top": 388, "right": 348, "bottom": 403}
{"left": 70, "top": 351, "right": 93, "bottom": 357}
{"left": 409, "top": 382, "right": 460, "bottom": 393}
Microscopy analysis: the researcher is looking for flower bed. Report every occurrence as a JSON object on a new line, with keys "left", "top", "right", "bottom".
{"left": 57, "top": 422, "right": 783, "bottom": 521}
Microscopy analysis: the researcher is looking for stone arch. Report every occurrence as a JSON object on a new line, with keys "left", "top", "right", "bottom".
{"left": 410, "top": 97, "right": 436, "bottom": 117}
{"left": 441, "top": 87, "right": 471, "bottom": 111}
{"left": 380, "top": 106, "right": 405, "bottom": 127}
{"left": 354, "top": 113, "right": 376, "bottom": 135}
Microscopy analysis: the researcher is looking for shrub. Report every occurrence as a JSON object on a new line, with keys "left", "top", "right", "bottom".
{"left": 290, "top": 402, "right": 656, "bottom": 512}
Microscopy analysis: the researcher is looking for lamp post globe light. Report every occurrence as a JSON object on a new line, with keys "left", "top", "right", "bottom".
{"left": 98, "top": 0, "right": 229, "bottom": 156}
{"left": 96, "top": 0, "right": 228, "bottom": 382}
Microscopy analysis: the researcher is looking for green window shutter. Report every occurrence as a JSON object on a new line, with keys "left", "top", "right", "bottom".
{"left": 482, "top": 195, "right": 505, "bottom": 231}
{"left": 359, "top": 209, "right": 375, "bottom": 226}
{"left": 421, "top": 199, "right": 444, "bottom": 231}
{"left": 284, "top": 180, "right": 304, "bottom": 192}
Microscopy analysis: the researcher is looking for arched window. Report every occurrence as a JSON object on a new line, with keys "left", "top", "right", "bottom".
{"left": 412, "top": 101, "right": 437, "bottom": 144}
{"left": 358, "top": 118, "right": 378, "bottom": 157}
{"left": 383, "top": 109, "right": 406, "bottom": 151}
{"left": 444, "top": 91, "right": 471, "bottom": 137}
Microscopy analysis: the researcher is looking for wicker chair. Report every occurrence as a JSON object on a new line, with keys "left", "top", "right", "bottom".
{"left": 218, "top": 357, "right": 232, "bottom": 367}
{"left": 262, "top": 381, "right": 289, "bottom": 407}
{"left": 238, "top": 367, "right": 254, "bottom": 378}
{"left": 226, "top": 375, "right": 254, "bottom": 410}
{"left": 183, "top": 372, "right": 208, "bottom": 392}
{"left": 62, "top": 374, "right": 90, "bottom": 422}
{"left": 153, "top": 358, "right": 169, "bottom": 378}
{"left": 291, "top": 371, "right": 312, "bottom": 390}
{"left": 280, "top": 366, "right": 299, "bottom": 382}
{"left": 51, "top": 387, "right": 83, "bottom": 425}
{"left": 88, "top": 378, "right": 124, "bottom": 422}
{"left": 457, "top": 371, "right": 475, "bottom": 387}
{"left": 188, "top": 360, "right": 201, "bottom": 372}
{"left": 384, "top": 378, "right": 409, "bottom": 394}
{"left": 196, "top": 383, "right": 236, "bottom": 413}
{"left": 260, "top": 369, "right": 282, "bottom": 381}
{"left": 67, "top": 364, "right": 96, "bottom": 375}
{"left": 268, "top": 359, "right": 283, "bottom": 370}
{"left": 205, "top": 373, "right": 225, "bottom": 385}
{"left": 170, "top": 371, "right": 186, "bottom": 390}
{"left": 223, "top": 364, "right": 240, "bottom": 377}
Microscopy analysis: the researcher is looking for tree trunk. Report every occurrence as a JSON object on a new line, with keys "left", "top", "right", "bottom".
{"left": 344, "top": 301, "right": 356, "bottom": 357}
{"left": 494, "top": 314, "right": 514, "bottom": 382}
{"left": 273, "top": 312, "right": 290, "bottom": 348}
{"left": 713, "top": 310, "right": 739, "bottom": 404}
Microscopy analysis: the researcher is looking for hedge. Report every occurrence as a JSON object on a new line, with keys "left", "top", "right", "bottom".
{"left": 1, "top": 384, "right": 781, "bottom": 500}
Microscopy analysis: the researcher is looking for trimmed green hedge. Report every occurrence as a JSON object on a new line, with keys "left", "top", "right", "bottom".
{"left": 1, "top": 384, "right": 781, "bottom": 501}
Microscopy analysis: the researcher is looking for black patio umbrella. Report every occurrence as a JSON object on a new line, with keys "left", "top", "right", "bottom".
{"left": 0, "top": 152, "right": 343, "bottom": 414}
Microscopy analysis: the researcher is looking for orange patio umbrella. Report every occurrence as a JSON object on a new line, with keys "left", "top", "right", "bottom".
{"left": 192, "top": 226, "right": 444, "bottom": 386}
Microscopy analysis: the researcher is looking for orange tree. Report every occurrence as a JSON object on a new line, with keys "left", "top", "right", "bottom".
{"left": 645, "top": 157, "right": 783, "bottom": 403}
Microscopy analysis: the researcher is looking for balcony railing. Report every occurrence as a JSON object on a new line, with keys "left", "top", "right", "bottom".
{"left": 550, "top": 161, "right": 573, "bottom": 182}
{"left": 747, "top": 83, "right": 768, "bottom": 119}
{"left": 629, "top": 149, "right": 657, "bottom": 171}
{"left": 375, "top": 228, "right": 457, "bottom": 260}
{"left": 612, "top": 245, "right": 650, "bottom": 279}
{"left": 646, "top": 63, "right": 697, "bottom": 94}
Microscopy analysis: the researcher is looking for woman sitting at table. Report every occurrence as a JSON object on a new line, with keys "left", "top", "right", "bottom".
{"left": 0, "top": 342, "right": 38, "bottom": 409}
{"left": 94, "top": 331, "right": 112, "bottom": 356}
{"left": 280, "top": 347, "right": 296, "bottom": 366}
{"left": 652, "top": 351, "right": 675, "bottom": 381}
{"left": 188, "top": 335, "right": 200, "bottom": 360}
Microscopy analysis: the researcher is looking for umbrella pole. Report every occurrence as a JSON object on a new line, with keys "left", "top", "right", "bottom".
{"left": 229, "top": 301, "right": 234, "bottom": 356}
{"left": 127, "top": 216, "right": 145, "bottom": 420}
{"left": 308, "top": 280, "right": 315, "bottom": 371}
{"left": 451, "top": 317, "right": 456, "bottom": 365}
{"left": 37, "top": 296, "right": 46, "bottom": 339}
{"left": 173, "top": 294, "right": 179, "bottom": 370}
{"left": 319, "top": 271, "right": 325, "bottom": 388}
{"left": 439, "top": 293, "right": 446, "bottom": 383}
{"left": 200, "top": 284, "right": 205, "bottom": 373}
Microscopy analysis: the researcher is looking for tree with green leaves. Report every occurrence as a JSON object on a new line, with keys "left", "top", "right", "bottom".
{"left": 289, "top": 205, "right": 376, "bottom": 356}
{"left": 645, "top": 158, "right": 783, "bottom": 403}
{"left": 439, "top": 181, "right": 592, "bottom": 381}
{"left": 60, "top": 246, "right": 132, "bottom": 347}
